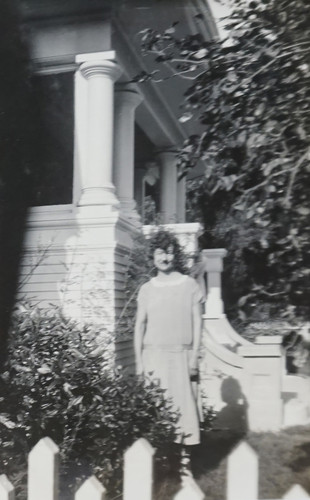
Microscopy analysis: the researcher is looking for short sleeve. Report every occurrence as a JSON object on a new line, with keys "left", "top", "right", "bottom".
{"left": 191, "top": 278, "right": 205, "bottom": 305}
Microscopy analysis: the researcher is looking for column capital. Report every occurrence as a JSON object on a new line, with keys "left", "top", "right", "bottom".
{"left": 203, "top": 249, "right": 228, "bottom": 258}
{"left": 80, "top": 59, "right": 122, "bottom": 82}
{"left": 115, "top": 85, "right": 143, "bottom": 110}
{"left": 156, "top": 149, "right": 178, "bottom": 160}
{"left": 202, "top": 248, "right": 227, "bottom": 272}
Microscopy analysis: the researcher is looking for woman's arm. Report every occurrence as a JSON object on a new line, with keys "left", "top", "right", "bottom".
{"left": 134, "top": 301, "right": 147, "bottom": 375}
{"left": 190, "top": 301, "right": 202, "bottom": 376}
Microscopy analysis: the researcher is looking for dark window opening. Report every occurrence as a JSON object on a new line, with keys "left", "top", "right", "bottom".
{"left": 30, "top": 72, "right": 74, "bottom": 206}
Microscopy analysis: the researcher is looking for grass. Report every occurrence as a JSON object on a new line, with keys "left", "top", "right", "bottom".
{"left": 155, "top": 425, "right": 310, "bottom": 500}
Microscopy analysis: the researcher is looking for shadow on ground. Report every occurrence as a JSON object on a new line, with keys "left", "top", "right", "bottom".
{"left": 192, "top": 376, "right": 248, "bottom": 476}
{"left": 290, "top": 441, "right": 310, "bottom": 472}
{"left": 191, "top": 429, "right": 245, "bottom": 476}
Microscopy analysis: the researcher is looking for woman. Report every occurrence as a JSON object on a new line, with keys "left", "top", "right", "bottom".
{"left": 134, "top": 230, "right": 203, "bottom": 446}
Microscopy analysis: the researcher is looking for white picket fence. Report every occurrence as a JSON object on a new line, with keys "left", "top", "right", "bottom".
{"left": 0, "top": 437, "right": 309, "bottom": 500}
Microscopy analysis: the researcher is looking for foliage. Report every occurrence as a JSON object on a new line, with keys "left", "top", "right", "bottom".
{"left": 143, "top": 194, "right": 161, "bottom": 225}
{"left": 136, "top": 0, "right": 310, "bottom": 323}
{"left": 281, "top": 328, "right": 310, "bottom": 376}
{"left": 0, "top": 303, "right": 181, "bottom": 498}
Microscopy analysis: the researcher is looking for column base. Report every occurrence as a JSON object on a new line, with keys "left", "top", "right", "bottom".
{"left": 160, "top": 212, "right": 178, "bottom": 224}
{"left": 78, "top": 187, "right": 120, "bottom": 207}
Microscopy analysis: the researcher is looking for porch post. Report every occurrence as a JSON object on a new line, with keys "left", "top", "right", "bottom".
{"left": 177, "top": 175, "right": 186, "bottom": 223}
{"left": 158, "top": 150, "right": 178, "bottom": 223}
{"left": 203, "top": 249, "right": 227, "bottom": 318}
{"left": 238, "top": 338, "right": 284, "bottom": 431}
{"left": 113, "top": 84, "right": 143, "bottom": 221}
{"left": 76, "top": 52, "right": 122, "bottom": 207}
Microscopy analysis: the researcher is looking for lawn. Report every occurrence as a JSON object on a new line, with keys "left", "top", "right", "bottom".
{"left": 155, "top": 425, "right": 310, "bottom": 500}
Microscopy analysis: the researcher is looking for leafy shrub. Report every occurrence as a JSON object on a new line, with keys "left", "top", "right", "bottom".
{"left": 0, "top": 302, "right": 181, "bottom": 498}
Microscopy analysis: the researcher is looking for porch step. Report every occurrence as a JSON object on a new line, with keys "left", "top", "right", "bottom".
{"left": 282, "top": 375, "right": 310, "bottom": 427}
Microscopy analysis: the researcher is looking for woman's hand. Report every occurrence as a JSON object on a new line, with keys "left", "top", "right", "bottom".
{"left": 189, "top": 351, "right": 199, "bottom": 378}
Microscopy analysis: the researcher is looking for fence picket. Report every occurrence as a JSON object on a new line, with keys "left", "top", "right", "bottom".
{"left": 227, "top": 441, "right": 258, "bottom": 500}
{"left": 174, "top": 477, "right": 205, "bottom": 499}
{"left": 282, "top": 484, "right": 310, "bottom": 499}
{"left": 28, "top": 437, "right": 59, "bottom": 500}
{"left": 123, "top": 437, "right": 155, "bottom": 500}
{"left": 75, "top": 476, "right": 106, "bottom": 500}
{"left": 0, "top": 475, "right": 15, "bottom": 500}
{"left": 1, "top": 436, "right": 310, "bottom": 500}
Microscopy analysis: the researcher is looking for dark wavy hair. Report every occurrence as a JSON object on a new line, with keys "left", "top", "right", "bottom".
{"left": 149, "top": 229, "right": 189, "bottom": 274}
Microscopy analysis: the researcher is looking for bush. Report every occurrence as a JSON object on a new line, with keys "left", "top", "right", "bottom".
{"left": 0, "top": 303, "right": 181, "bottom": 498}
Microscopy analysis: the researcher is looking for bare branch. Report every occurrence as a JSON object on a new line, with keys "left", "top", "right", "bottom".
{"left": 283, "top": 148, "right": 310, "bottom": 209}
{"left": 17, "top": 241, "right": 54, "bottom": 290}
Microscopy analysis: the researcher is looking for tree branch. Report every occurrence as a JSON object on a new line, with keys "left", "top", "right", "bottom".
{"left": 253, "top": 285, "right": 287, "bottom": 297}
{"left": 283, "top": 148, "right": 310, "bottom": 209}
{"left": 17, "top": 241, "right": 53, "bottom": 290}
{"left": 241, "top": 168, "right": 291, "bottom": 196}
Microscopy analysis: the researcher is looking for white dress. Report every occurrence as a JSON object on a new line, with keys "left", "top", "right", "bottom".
{"left": 137, "top": 274, "right": 203, "bottom": 445}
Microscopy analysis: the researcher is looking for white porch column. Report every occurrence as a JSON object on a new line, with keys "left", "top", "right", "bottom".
{"left": 177, "top": 175, "right": 186, "bottom": 223}
{"left": 203, "top": 248, "right": 227, "bottom": 318}
{"left": 158, "top": 150, "right": 178, "bottom": 223}
{"left": 76, "top": 52, "right": 122, "bottom": 207}
{"left": 113, "top": 85, "right": 143, "bottom": 220}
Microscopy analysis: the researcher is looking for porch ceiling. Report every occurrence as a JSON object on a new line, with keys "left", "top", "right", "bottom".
{"left": 19, "top": 0, "right": 112, "bottom": 21}
{"left": 113, "top": 0, "right": 216, "bottom": 175}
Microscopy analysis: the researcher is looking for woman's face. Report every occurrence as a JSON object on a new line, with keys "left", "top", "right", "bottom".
{"left": 153, "top": 245, "right": 175, "bottom": 273}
